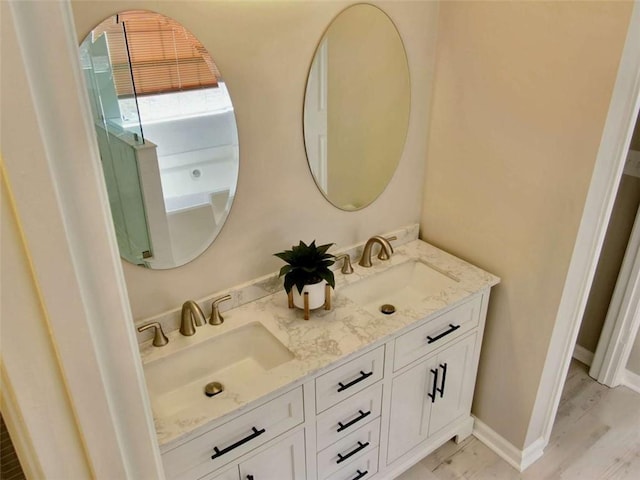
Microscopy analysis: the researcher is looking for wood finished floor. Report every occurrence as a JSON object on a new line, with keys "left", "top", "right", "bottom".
{"left": 395, "top": 361, "right": 640, "bottom": 479}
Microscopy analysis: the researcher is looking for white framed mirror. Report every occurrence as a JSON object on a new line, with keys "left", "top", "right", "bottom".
{"left": 303, "top": 4, "right": 410, "bottom": 211}
{"left": 79, "top": 10, "right": 239, "bottom": 269}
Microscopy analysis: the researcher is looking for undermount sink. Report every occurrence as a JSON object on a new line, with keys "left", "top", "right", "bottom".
{"left": 340, "top": 260, "right": 460, "bottom": 311}
{"left": 144, "top": 322, "right": 294, "bottom": 417}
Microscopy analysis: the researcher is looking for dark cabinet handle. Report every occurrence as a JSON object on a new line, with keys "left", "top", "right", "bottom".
{"left": 336, "top": 441, "right": 369, "bottom": 464}
{"left": 437, "top": 363, "right": 448, "bottom": 398}
{"left": 247, "top": 476, "right": 254, "bottom": 480}
{"left": 337, "top": 409, "right": 372, "bottom": 432}
{"left": 426, "top": 324, "right": 461, "bottom": 344}
{"left": 337, "top": 370, "right": 373, "bottom": 392}
{"left": 427, "top": 368, "right": 438, "bottom": 403}
{"left": 351, "top": 469, "right": 369, "bottom": 480}
{"left": 211, "top": 427, "right": 266, "bottom": 460}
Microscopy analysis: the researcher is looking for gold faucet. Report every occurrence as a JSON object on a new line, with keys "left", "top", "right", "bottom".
{"left": 179, "top": 300, "right": 206, "bottom": 336}
{"left": 209, "top": 294, "right": 232, "bottom": 325}
{"left": 359, "top": 236, "right": 394, "bottom": 267}
{"left": 335, "top": 253, "right": 354, "bottom": 274}
{"left": 137, "top": 322, "right": 169, "bottom": 347}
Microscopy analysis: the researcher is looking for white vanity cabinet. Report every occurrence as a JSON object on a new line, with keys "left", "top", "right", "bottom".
{"left": 162, "top": 388, "right": 304, "bottom": 480}
{"left": 387, "top": 333, "right": 477, "bottom": 463}
{"left": 160, "top": 290, "right": 491, "bottom": 480}
{"left": 238, "top": 429, "right": 306, "bottom": 480}
{"left": 205, "top": 429, "right": 306, "bottom": 480}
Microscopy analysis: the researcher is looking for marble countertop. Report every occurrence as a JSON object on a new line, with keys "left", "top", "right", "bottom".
{"left": 139, "top": 239, "right": 499, "bottom": 450}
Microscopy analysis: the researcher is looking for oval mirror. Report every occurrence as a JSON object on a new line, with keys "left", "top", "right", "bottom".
{"left": 79, "top": 10, "right": 239, "bottom": 269}
{"left": 303, "top": 4, "right": 410, "bottom": 211}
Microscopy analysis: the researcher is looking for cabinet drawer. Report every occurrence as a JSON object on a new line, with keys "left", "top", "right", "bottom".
{"left": 394, "top": 296, "right": 481, "bottom": 371}
{"left": 162, "top": 387, "right": 303, "bottom": 479}
{"left": 324, "top": 448, "right": 379, "bottom": 480}
{"left": 316, "top": 346, "right": 384, "bottom": 413}
{"left": 317, "top": 418, "right": 380, "bottom": 480}
{"left": 316, "top": 383, "right": 382, "bottom": 451}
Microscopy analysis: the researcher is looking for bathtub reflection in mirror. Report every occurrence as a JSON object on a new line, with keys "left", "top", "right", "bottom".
{"left": 79, "top": 10, "right": 238, "bottom": 269}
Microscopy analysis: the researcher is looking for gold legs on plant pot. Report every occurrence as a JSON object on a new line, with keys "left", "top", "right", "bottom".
{"left": 287, "top": 286, "right": 331, "bottom": 320}
{"left": 325, "top": 284, "right": 331, "bottom": 311}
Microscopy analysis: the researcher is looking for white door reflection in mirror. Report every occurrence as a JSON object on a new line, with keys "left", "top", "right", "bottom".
{"left": 305, "top": 38, "right": 328, "bottom": 193}
{"left": 79, "top": 10, "right": 239, "bottom": 269}
{"left": 304, "top": 4, "right": 410, "bottom": 211}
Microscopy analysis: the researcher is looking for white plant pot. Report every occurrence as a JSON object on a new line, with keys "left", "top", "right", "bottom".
{"left": 291, "top": 281, "right": 327, "bottom": 310}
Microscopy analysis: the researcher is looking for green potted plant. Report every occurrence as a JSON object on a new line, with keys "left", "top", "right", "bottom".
{"left": 275, "top": 240, "right": 336, "bottom": 310}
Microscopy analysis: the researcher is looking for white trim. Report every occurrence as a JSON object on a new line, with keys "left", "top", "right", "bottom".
{"left": 4, "top": 2, "right": 164, "bottom": 478}
{"left": 472, "top": 417, "right": 544, "bottom": 472}
{"left": 0, "top": 367, "right": 43, "bottom": 480}
{"left": 590, "top": 204, "right": 640, "bottom": 386}
{"left": 524, "top": 0, "right": 640, "bottom": 453}
{"left": 572, "top": 344, "right": 595, "bottom": 367}
{"left": 622, "top": 369, "right": 640, "bottom": 394}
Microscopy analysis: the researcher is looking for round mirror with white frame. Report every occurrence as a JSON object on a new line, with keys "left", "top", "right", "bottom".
{"left": 79, "top": 10, "right": 238, "bottom": 269}
{"left": 303, "top": 4, "right": 410, "bottom": 211}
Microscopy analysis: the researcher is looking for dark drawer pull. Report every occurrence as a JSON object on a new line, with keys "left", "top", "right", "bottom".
{"left": 337, "top": 409, "right": 372, "bottom": 432}
{"left": 336, "top": 441, "right": 369, "bottom": 464}
{"left": 247, "top": 476, "right": 254, "bottom": 480}
{"left": 426, "top": 324, "right": 461, "bottom": 344}
{"left": 211, "top": 427, "right": 266, "bottom": 460}
{"left": 427, "top": 368, "right": 438, "bottom": 403}
{"left": 437, "top": 363, "right": 448, "bottom": 398}
{"left": 337, "top": 370, "right": 373, "bottom": 392}
{"left": 351, "top": 469, "right": 369, "bottom": 480}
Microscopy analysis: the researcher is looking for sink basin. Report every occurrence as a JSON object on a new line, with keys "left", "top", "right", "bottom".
{"left": 144, "top": 322, "right": 294, "bottom": 417}
{"left": 340, "top": 260, "right": 459, "bottom": 311}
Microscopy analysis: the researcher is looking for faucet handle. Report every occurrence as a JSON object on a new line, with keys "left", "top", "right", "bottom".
{"left": 335, "top": 253, "right": 354, "bottom": 274}
{"left": 137, "top": 322, "right": 169, "bottom": 347}
{"left": 210, "top": 294, "right": 232, "bottom": 325}
{"left": 378, "top": 236, "right": 397, "bottom": 260}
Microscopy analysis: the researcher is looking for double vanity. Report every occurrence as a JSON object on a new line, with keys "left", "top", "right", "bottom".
{"left": 137, "top": 231, "right": 499, "bottom": 480}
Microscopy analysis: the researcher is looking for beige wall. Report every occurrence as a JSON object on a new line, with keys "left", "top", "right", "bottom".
{"left": 71, "top": 0, "right": 439, "bottom": 321}
{"left": 421, "top": 0, "right": 631, "bottom": 448}
{"left": 577, "top": 175, "right": 640, "bottom": 352}
{"left": 326, "top": 5, "right": 410, "bottom": 209}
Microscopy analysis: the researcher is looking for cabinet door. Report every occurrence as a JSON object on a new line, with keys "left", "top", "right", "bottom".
{"left": 386, "top": 355, "right": 438, "bottom": 463}
{"left": 387, "top": 333, "right": 479, "bottom": 463}
{"left": 204, "top": 466, "right": 240, "bottom": 480}
{"left": 239, "top": 429, "right": 306, "bottom": 480}
{"left": 428, "top": 334, "right": 477, "bottom": 436}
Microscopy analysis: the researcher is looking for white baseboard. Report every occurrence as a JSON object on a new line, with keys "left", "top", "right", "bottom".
{"left": 521, "top": 437, "right": 546, "bottom": 471}
{"left": 472, "top": 417, "right": 544, "bottom": 472}
{"left": 572, "top": 344, "right": 594, "bottom": 366}
{"left": 622, "top": 369, "right": 640, "bottom": 394}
